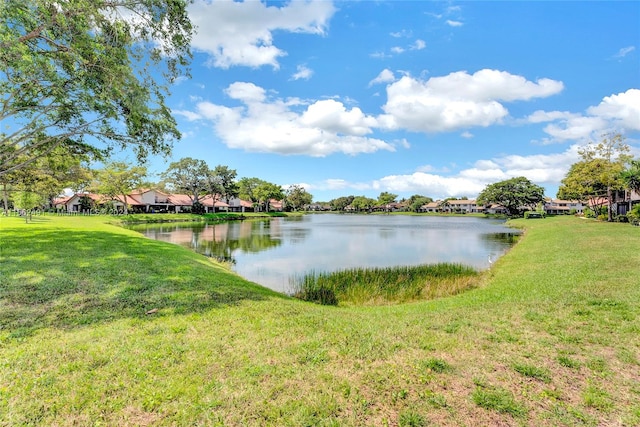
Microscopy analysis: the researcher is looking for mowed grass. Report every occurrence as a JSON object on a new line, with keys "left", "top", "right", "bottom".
{"left": 1, "top": 215, "right": 639, "bottom": 426}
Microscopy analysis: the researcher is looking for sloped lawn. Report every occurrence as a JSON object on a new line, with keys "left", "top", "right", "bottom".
{"left": 1, "top": 215, "right": 638, "bottom": 426}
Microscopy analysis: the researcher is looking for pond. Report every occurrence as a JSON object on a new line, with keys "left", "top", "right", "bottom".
{"left": 127, "top": 214, "right": 520, "bottom": 293}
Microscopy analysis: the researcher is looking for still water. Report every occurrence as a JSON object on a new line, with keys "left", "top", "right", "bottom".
{"left": 128, "top": 214, "right": 519, "bottom": 293}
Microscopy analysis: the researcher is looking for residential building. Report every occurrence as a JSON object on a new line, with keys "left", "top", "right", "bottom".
{"left": 544, "top": 199, "right": 585, "bottom": 215}
{"left": 440, "top": 199, "right": 484, "bottom": 214}
{"left": 420, "top": 201, "right": 442, "bottom": 212}
{"left": 54, "top": 189, "right": 231, "bottom": 213}
{"left": 612, "top": 189, "right": 640, "bottom": 215}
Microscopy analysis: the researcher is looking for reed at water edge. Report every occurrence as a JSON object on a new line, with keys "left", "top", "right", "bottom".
{"left": 290, "top": 263, "right": 480, "bottom": 306}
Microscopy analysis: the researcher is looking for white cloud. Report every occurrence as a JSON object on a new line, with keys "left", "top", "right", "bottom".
{"left": 369, "top": 51, "right": 391, "bottom": 59}
{"left": 174, "top": 110, "right": 203, "bottom": 121}
{"left": 446, "top": 20, "right": 463, "bottom": 27}
{"left": 299, "top": 99, "right": 378, "bottom": 136}
{"left": 416, "top": 165, "right": 435, "bottom": 173}
{"left": 527, "top": 110, "right": 577, "bottom": 123}
{"left": 181, "top": 130, "right": 196, "bottom": 139}
{"left": 613, "top": 46, "right": 635, "bottom": 58}
{"left": 314, "top": 179, "right": 371, "bottom": 192}
{"left": 416, "top": 164, "right": 451, "bottom": 173}
{"left": 396, "top": 138, "right": 411, "bottom": 149}
{"left": 283, "top": 182, "right": 312, "bottom": 192}
{"left": 461, "top": 131, "right": 474, "bottom": 138}
{"left": 173, "top": 75, "right": 188, "bottom": 85}
{"left": 368, "top": 145, "right": 581, "bottom": 199}
{"left": 587, "top": 89, "right": 640, "bottom": 131}
{"left": 376, "top": 39, "right": 425, "bottom": 58}
{"left": 532, "top": 89, "right": 640, "bottom": 143}
{"left": 373, "top": 173, "right": 485, "bottom": 198}
{"left": 369, "top": 69, "right": 396, "bottom": 86}
{"left": 542, "top": 116, "right": 608, "bottom": 142}
{"left": 458, "top": 167, "right": 508, "bottom": 183}
{"left": 323, "top": 179, "right": 349, "bottom": 190}
{"left": 411, "top": 39, "right": 426, "bottom": 50}
{"left": 390, "top": 29, "right": 412, "bottom": 38}
{"left": 486, "top": 149, "right": 579, "bottom": 184}
{"left": 225, "top": 81, "right": 267, "bottom": 103}
{"left": 310, "top": 144, "right": 581, "bottom": 198}
{"left": 189, "top": 83, "right": 395, "bottom": 157}
{"left": 188, "top": 0, "right": 335, "bottom": 69}
{"left": 291, "top": 64, "right": 314, "bottom": 81}
{"left": 379, "top": 69, "right": 564, "bottom": 133}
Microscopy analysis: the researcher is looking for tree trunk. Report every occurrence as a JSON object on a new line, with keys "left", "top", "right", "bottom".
{"left": 2, "top": 184, "right": 8, "bottom": 215}
{"left": 607, "top": 186, "right": 613, "bottom": 222}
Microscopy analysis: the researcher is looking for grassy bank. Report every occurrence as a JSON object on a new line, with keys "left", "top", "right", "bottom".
{"left": 291, "top": 263, "right": 479, "bottom": 306}
{"left": 1, "top": 215, "right": 639, "bottom": 426}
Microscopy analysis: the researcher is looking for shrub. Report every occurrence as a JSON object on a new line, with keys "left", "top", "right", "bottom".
{"left": 524, "top": 211, "right": 545, "bottom": 219}
{"left": 615, "top": 214, "right": 628, "bottom": 223}
{"left": 627, "top": 204, "right": 640, "bottom": 226}
{"left": 192, "top": 202, "right": 206, "bottom": 215}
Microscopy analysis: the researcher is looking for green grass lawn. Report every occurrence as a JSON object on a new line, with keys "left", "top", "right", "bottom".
{"left": 1, "top": 215, "right": 639, "bottom": 426}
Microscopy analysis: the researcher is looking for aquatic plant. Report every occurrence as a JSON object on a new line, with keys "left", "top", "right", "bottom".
{"left": 290, "top": 263, "right": 478, "bottom": 305}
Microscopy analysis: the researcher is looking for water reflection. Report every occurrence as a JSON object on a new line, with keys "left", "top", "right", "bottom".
{"left": 128, "top": 220, "right": 292, "bottom": 263}
{"left": 128, "top": 214, "right": 519, "bottom": 293}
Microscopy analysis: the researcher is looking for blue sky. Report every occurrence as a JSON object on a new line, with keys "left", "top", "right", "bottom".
{"left": 145, "top": 0, "right": 639, "bottom": 202}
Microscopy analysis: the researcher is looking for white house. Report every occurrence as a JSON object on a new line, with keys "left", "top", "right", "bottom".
{"left": 544, "top": 199, "right": 585, "bottom": 215}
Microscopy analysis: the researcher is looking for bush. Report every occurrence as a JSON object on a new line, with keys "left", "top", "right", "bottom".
{"left": 627, "top": 204, "right": 640, "bottom": 226}
{"left": 192, "top": 202, "right": 206, "bottom": 215}
{"left": 615, "top": 214, "right": 628, "bottom": 223}
{"left": 524, "top": 211, "right": 545, "bottom": 219}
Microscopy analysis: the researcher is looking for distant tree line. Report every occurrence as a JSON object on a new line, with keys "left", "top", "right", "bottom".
{"left": 0, "top": 155, "right": 315, "bottom": 214}
{"left": 323, "top": 193, "right": 434, "bottom": 213}
{"left": 4, "top": 134, "right": 638, "bottom": 223}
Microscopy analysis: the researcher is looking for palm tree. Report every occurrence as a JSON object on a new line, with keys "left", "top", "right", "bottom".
{"left": 621, "top": 160, "right": 640, "bottom": 196}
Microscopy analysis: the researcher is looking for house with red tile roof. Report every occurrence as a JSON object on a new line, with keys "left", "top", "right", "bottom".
{"left": 54, "top": 189, "right": 231, "bottom": 213}
{"left": 54, "top": 193, "right": 111, "bottom": 212}
{"left": 226, "top": 198, "right": 255, "bottom": 213}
